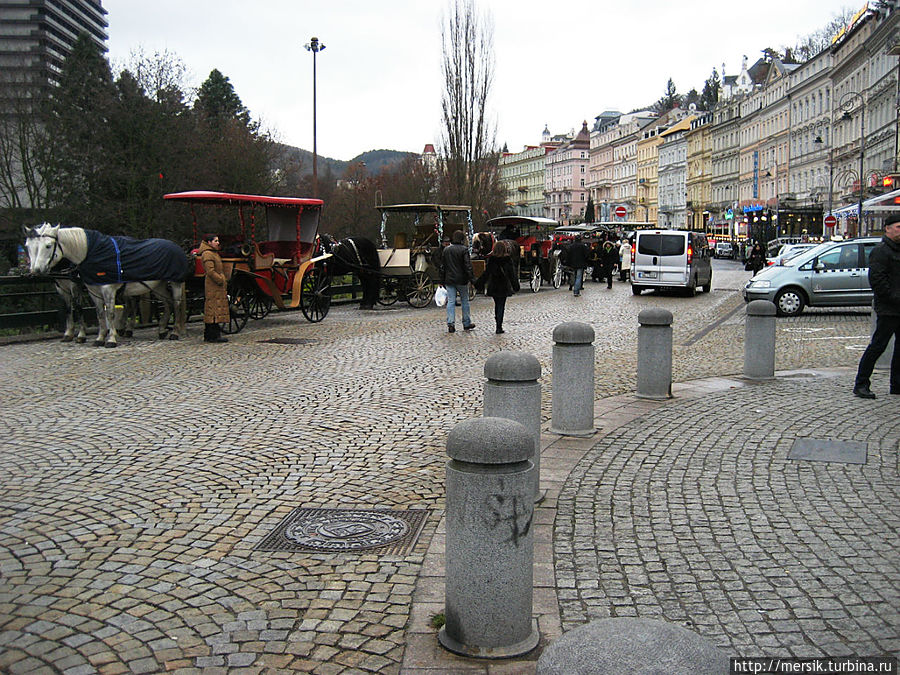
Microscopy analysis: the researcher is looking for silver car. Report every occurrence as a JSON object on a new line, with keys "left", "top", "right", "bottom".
{"left": 742, "top": 238, "right": 881, "bottom": 316}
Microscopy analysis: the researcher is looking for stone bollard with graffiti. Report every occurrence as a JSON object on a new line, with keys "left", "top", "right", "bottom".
{"left": 438, "top": 416, "right": 540, "bottom": 659}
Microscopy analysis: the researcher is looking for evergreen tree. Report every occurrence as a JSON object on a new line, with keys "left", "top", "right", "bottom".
{"left": 654, "top": 78, "right": 680, "bottom": 113}
{"left": 584, "top": 196, "right": 595, "bottom": 223}
{"left": 44, "top": 33, "right": 117, "bottom": 227}
{"left": 194, "top": 69, "right": 250, "bottom": 126}
{"left": 700, "top": 68, "right": 720, "bottom": 111}
{"left": 683, "top": 88, "right": 701, "bottom": 110}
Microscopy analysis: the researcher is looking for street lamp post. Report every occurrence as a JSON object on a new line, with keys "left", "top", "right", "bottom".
{"left": 304, "top": 36, "right": 326, "bottom": 198}
{"left": 841, "top": 91, "right": 865, "bottom": 236}
{"left": 814, "top": 124, "right": 834, "bottom": 239}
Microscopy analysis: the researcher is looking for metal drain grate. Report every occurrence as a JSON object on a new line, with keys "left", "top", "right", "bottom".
{"left": 254, "top": 508, "right": 430, "bottom": 554}
{"left": 788, "top": 439, "right": 867, "bottom": 464}
{"left": 259, "top": 338, "right": 320, "bottom": 345}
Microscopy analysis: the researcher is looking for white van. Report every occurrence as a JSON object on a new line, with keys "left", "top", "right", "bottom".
{"left": 631, "top": 230, "right": 712, "bottom": 295}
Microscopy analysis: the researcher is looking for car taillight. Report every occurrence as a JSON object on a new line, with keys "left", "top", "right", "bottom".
{"left": 687, "top": 246, "right": 693, "bottom": 264}
{"left": 631, "top": 242, "right": 635, "bottom": 259}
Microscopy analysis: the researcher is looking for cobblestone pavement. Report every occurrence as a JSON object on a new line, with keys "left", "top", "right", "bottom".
{"left": 554, "top": 371, "right": 899, "bottom": 654}
{"left": 0, "top": 260, "right": 892, "bottom": 674}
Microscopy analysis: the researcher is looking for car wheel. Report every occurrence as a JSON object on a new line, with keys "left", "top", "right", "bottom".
{"left": 632, "top": 285, "right": 643, "bottom": 296}
{"left": 774, "top": 288, "right": 805, "bottom": 317}
{"left": 685, "top": 276, "right": 697, "bottom": 297}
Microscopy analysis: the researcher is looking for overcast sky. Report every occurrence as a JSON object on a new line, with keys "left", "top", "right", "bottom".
{"left": 104, "top": 0, "right": 858, "bottom": 162}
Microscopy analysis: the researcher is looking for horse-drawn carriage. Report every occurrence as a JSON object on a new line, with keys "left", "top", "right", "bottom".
{"left": 374, "top": 201, "right": 477, "bottom": 307}
{"left": 484, "top": 215, "right": 562, "bottom": 292}
{"left": 164, "top": 191, "right": 331, "bottom": 331}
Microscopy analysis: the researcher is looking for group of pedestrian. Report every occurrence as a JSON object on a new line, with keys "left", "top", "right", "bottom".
{"left": 563, "top": 234, "right": 631, "bottom": 296}
{"left": 439, "top": 229, "right": 518, "bottom": 335}
{"left": 204, "top": 213, "right": 900, "bottom": 401}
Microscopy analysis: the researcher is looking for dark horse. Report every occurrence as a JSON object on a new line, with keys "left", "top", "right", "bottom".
{"left": 320, "top": 234, "right": 381, "bottom": 310}
{"left": 474, "top": 230, "right": 521, "bottom": 285}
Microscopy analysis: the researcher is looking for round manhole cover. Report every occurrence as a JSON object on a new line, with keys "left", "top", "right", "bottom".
{"left": 284, "top": 510, "right": 410, "bottom": 551}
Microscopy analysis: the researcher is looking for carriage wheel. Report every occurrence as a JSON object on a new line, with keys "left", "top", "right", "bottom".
{"left": 248, "top": 291, "right": 273, "bottom": 320}
{"left": 529, "top": 265, "right": 541, "bottom": 293}
{"left": 222, "top": 281, "right": 250, "bottom": 334}
{"left": 378, "top": 276, "right": 400, "bottom": 306}
{"left": 300, "top": 266, "right": 332, "bottom": 322}
{"left": 406, "top": 271, "right": 434, "bottom": 308}
{"left": 552, "top": 262, "right": 563, "bottom": 289}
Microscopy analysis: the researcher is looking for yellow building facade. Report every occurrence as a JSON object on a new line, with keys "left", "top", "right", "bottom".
{"left": 686, "top": 115, "right": 713, "bottom": 232}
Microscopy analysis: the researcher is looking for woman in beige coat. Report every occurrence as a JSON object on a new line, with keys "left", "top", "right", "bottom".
{"left": 199, "top": 234, "right": 229, "bottom": 343}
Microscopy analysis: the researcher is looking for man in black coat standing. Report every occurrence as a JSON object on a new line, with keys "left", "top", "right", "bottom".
{"left": 439, "top": 230, "right": 476, "bottom": 333}
{"left": 564, "top": 235, "right": 590, "bottom": 297}
{"left": 853, "top": 214, "right": 900, "bottom": 398}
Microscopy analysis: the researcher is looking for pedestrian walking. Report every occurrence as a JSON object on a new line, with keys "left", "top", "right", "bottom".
{"left": 589, "top": 242, "right": 603, "bottom": 283}
{"left": 600, "top": 239, "right": 618, "bottom": 288}
{"left": 199, "top": 234, "right": 229, "bottom": 343}
{"left": 439, "top": 229, "right": 475, "bottom": 333}
{"left": 474, "top": 240, "right": 519, "bottom": 334}
{"left": 563, "top": 235, "right": 590, "bottom": 296}
{"left": 853, "top": 214, "right": 900, "bottom": 399}
{"left": 746, "top": 242, "right": 766, "bottom": 276}
{"left": 619, "top": 237, "right": 632, "bottom": 282}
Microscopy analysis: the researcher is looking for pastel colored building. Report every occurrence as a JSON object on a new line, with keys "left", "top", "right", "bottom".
{"left": 544, "top": 122, "right": 590, "bottom": 223}
{"left": 686, "top": 113, "right": 713, "bottom": 232}
{"left": 499, "top": 144, "right": 551, "bottom": 217}
{"left": 658, "top": 115, "right": 696, "bottom": 229}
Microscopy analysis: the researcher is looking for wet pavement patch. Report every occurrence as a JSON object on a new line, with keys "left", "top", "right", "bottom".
{"left": 258, "top": 337, "right": 320, "bottom": 345}
{"left": 254, "top": 508, "right": 430, "bottom": 554}
{"left": 788, "top": 439, "right": 867, "bottom": 464}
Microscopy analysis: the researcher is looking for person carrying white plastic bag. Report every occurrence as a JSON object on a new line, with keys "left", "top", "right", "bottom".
{"left": 438, "top": 230, "right": 475, "bottom": 333}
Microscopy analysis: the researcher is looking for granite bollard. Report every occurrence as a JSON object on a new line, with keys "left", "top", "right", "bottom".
{"left": 536, "top": 617, "right": 728, "bottom": 675}
{"left": 744, "top": 299, "right": 776, "bottom": 380}
{"left": 483, "top": 351, "right": 543, "bottom": 502}
{"left": 550, "top": 322, "right": 595, "bottom": 436}
{"left": 439, "top": 417, "right": 540, "bottom": 659}
{"left": 636, "top": 308, "right": 673, "bottom": 399}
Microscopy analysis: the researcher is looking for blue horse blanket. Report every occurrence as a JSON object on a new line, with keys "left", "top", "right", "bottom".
{"left": 79, "top": 229, "right": 189, "bottom": 285}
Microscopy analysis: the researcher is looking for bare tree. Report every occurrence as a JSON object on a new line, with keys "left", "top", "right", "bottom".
{"left": 788, "top": 7, "right": 858, "bottom": 61}
{"left": 439, "top": 0, "right": 504, "bottom": 225}
{"left": 0, "top": 62, "right": 54, "bottom": 212}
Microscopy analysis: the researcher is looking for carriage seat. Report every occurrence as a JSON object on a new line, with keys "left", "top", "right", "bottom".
{"left": 251, "top": 243, "right": 276, "bottom": 270}
{"left": 258, "top": 241, "right": 312, "bottom": 266}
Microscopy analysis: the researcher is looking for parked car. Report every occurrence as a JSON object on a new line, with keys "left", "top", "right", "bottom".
{"left": 766, "top": 236, "right": 804, "bottom": 257}
{"left": 743, "top": 238, "right": 880, "bottom": 316}
{"left": 714, "top": 241, "right": 734, "bottom": 259}
{"left": 632, "top": 230, "right": 712, "bottom": 296}
{"left": 765, "top": 243, "right": 818, "bottom": 267}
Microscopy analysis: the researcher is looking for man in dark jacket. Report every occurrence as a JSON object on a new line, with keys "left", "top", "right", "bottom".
{"left": 853, "top": 215, "right": 900, "bottom": 398}
{"left": 440, "top": 230, "right": 475, "bottom": 333}
{"left": 564, "top": 235, "right": 590, "bottom": 296}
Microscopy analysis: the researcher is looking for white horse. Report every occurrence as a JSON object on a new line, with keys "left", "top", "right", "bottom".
{"left": 24, "top": 223, "right": 188, "bottom": 348}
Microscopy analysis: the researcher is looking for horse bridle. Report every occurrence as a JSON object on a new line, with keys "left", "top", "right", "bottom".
{"left": 25, "top": 227, "right": 64, "bottom": 271}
